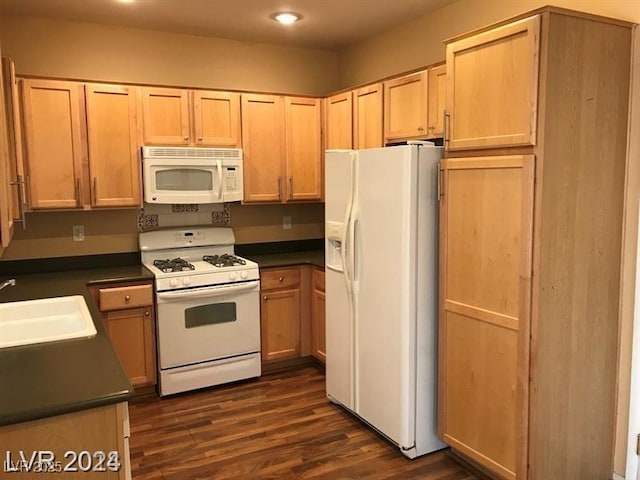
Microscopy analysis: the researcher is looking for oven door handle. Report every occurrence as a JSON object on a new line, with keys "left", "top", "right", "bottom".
{"left": 157, "top": 280, "right": 260, "bottom": 301}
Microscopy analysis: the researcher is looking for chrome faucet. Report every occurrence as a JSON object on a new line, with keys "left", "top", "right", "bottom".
{"left": 0, "top": 279, "right": 16, "bottom": 291}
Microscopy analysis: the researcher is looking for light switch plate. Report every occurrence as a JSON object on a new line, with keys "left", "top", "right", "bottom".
{"left": 72, "top": 225, "right": 85, "bottom": 241}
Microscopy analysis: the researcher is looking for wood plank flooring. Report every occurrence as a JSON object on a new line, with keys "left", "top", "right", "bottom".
{"left": 129, "top": 365, "right": 478, "bottom": 479}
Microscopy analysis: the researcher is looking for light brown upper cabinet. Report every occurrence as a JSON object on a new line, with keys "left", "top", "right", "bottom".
{"left": 353, "top": 83, "right": 383, "bottom": 149}
{"left": 141, "top": 87, "right": 241, "bottom": 147}
{"left": 441, "top": 9, "right": 633, "bottom": 480}
{"left": 2, "top": 58, "right": 26, "bottom": 235}
{"left": 383, "top": 71, "right": 428, "bottom": 142}
{"left": 445, "top": 16, "right": 540, "bottom": 151}
{"left": 20, "top": 79, "right": 87, "bottom": 210}
{"left": 20, "top": 79, "right": 142, "bottom": 210}
{"left": 0, "top": 49, "right": 15, "bottom": 252}
{"left": 427, "top": 65, "right": 446, "bottom": 138}
{"left": 192, "top": 90, "right": 241, "bottom": 147}
{"left": 285, "top": 97, "right": 322, "bottom": 201}
{"left": 325, "top": 91, "right": 353, "bottom": 149}
{"left": 241, "top": 94, "right": 286, "bottom": 203}
{"left": 242, "top": 93, "right": 322, "bottom": 204}
{"left": 85, "top": 84, "right": 141, "bottom": 208}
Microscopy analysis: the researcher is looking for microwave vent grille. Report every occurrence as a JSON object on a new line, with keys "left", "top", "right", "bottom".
{"left": 143, "top": 147, "right": 242, "bottom": 159}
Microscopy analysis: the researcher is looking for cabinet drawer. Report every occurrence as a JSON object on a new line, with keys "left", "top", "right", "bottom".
{"left": 261, "top": 268, "right": 300, "bottom": 290}
{"left": 99, "top": 285, "right": 153, "bottom": 311}
{"left": 313, "top": 268, "right": 325, "bottom": 292}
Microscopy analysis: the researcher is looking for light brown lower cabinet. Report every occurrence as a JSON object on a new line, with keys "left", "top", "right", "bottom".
{"left": 260, "top": 267, "right": 301, "bottom": 362}
{"left": 260, "top": 265, "right": 325, "bottom": 365}
{"left": 311, "top": 268, "right": 326, "bottom": 363}
{"left": 0, "top": 402, "right": 131, "bottom": 479}
{"left": 91, "top": 282, "right": 157, "bottom": 388}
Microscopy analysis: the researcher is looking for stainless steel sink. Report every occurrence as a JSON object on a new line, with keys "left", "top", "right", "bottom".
{"left": 0, "top": 295, "right": 97, "bottom": 349}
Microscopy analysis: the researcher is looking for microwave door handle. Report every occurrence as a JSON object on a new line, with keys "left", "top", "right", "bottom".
{"left": 217, "top": 159, "right": 223, "bottom": 201}
{"left": 156, "top": 281, "right": 259, "bottom": 301}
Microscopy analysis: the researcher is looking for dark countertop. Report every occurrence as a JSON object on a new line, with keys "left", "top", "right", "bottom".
{"left": 245, "top": 250, "right": 324, "bottom": 269}
{"left": 0, "top": 264, "right": 153, "bottom": 426}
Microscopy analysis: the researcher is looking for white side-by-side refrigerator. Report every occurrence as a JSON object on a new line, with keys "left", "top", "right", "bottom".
{"left": 325, "top": 143, "right": 446, "bottom": 458}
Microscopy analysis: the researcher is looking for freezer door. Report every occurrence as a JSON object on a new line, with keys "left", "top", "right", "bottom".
{"left": 325, "top": 150, "right": 355, "bottom": 409}
{"left": 353, "top": 145, "right": 418, "bottom": 448}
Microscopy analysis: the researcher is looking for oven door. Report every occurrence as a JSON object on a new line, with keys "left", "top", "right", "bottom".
{"left": 156, "top": 280, "right": 260, "bottom": 369}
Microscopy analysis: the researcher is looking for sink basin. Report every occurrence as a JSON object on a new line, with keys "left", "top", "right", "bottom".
{"left": 0, "top": 295, "right": 97, "bottom": 349}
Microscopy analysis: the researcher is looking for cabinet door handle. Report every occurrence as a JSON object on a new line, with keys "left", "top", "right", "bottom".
{"left": 24, "top": 175, "right": 31, "bottom": 211}
{"left": 9, "top": 175, "right": 26, "bottom": 229}
{"left": 277, "top": 176, "right": 282, "bottom": 200}
{"left": 288, "top": 177, "right": 293, "bottom": 200}
{"left": 124, "top": 295, "right": 131, "bottom": 302}
{"left": 279, "top": 276, "right": 284, "bottom": 282}
{"left": 145, "top": 310, "right": 150, "bottom": 316}
{"left": 75, "top": 178, "right": 81, "bottom": 206}
{"left": 263, "top": 295, "right": 268, "bottom": 300}
{"left": 183, "top": 136, "right": 189, "bottom": 141}
{"left": 443, "top": 110, "right": 450, "bottom": 148}
{"left": 93, "top": 177, "right": 98, "bottom": 203}
{"left": 198, "top": 136, "right": 203, "bottom": 141}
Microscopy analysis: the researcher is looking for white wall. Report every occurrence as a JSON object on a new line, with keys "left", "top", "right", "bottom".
{"left": 0, "top": 15, "right": 339, "bottom": 95}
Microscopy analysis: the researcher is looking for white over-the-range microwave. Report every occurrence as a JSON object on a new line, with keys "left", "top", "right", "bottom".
{"left": 142, "top": 146, "right": 243, "bottom": 204}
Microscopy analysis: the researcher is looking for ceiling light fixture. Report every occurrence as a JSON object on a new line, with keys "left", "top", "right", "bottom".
{"left": 271, "top": 12, "right": 302, "bottom": 25}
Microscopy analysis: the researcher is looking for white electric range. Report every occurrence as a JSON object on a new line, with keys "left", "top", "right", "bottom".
{"left": 139, "top": 227, "right": 260, "bottom": 396}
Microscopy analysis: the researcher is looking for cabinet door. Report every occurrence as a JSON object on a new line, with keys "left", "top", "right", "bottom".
{"left": 193, "top": 90, "right": 241, "bottom": 147}
{"left": 103, "top": 306, "right": 156, "bottom": 387}
{"left": 446, "top": 15, "right": 540, "bottom": 151}
{"left": 311, "top": 269, "right": 326, "bottom": 363}
{"left": 241, "top": 94, "right": 285, "bottom": 203}
{"left": 427, "top": 65, "right": 446, "bottom": 138}
{"left": 439, "top": 155, "right": 534, "bottom": 480}
{"left": 2, "top": 58, "right": 26, "bottom": 225}
{"left": 261, "top": 288, "right": 301, "bottom": 361}
{"left": 85, "top": 84, "right": 141, "bottom": 208}
{"left": 0, "top": 47, "right": 13, "bottom": 251}
{"left": 285, "top": 96, "right": 322, "bottom": 201}
{"left": 141, "top": 87, "right": 190, "bottom": 145}
{"left": 325, "top": 92, "right": 353, "bottom": 149}
{"left": 0, "top": 403, "right": 129, "bottom": 480}
{"left": 353, "top": 83, "right": 383, "bottom": 149}
{"left": 384, "top": 71, "right": 428, "bottom": 142}
{"left": 21, "top": 79, "right": 86, "bottom": 209}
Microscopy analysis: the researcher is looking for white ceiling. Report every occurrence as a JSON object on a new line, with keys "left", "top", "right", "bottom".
{"left": 0, "top": 0, "right": 458, "bottom": 50}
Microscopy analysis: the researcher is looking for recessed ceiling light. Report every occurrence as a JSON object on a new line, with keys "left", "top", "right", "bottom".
{"left": 271, "top": 12, "right": 302, "bottom": 25}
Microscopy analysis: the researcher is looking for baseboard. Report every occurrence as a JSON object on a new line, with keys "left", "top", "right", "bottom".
{"left": 447, "top": 449, "right": 497, "bottom": 480}
{"left": 261, "top": 356, "right": 319, "bottom": 374}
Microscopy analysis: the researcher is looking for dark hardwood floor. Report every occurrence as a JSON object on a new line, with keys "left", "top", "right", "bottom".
{"left": 129, "top": 365, "right": 478, "bottom": 479}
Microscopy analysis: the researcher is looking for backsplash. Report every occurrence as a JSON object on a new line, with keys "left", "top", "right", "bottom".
{"left": 137, "top": 203, "right": 231, "bottom": 232}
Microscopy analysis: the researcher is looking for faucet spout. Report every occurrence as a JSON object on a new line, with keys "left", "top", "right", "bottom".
{"left": 0, "top": 279, "right": 16, "bottom": 291}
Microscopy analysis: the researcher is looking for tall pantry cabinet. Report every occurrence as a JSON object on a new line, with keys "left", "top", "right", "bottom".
{"left": 438, "top": 8, "right": 633, "bottom": 480}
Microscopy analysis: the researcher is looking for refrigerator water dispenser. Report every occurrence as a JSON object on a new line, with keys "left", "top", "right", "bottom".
{"left": 326, "top": 221, "right": 345, "bottom": 271}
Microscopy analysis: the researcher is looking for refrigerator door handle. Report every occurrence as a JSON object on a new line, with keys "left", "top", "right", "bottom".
{"left": 350, "top": 211, "right": 359, "bottom": 289}
{"left": 343, "top": 151, "right": 357, "bottom": 289}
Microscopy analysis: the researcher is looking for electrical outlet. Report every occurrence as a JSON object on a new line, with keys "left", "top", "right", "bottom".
{"left": 72, "top": 225, "right": 85, "bottom": 242}
{"left": 283, "top": 216, "right": 292, "bottom": 230}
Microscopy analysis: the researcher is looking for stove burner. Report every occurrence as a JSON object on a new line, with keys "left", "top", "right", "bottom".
{"left": 203, "top": 254, "right": 247, "bottom": 268}
{"left": 153, "top": 258, "right": 196, "bottom": 273}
